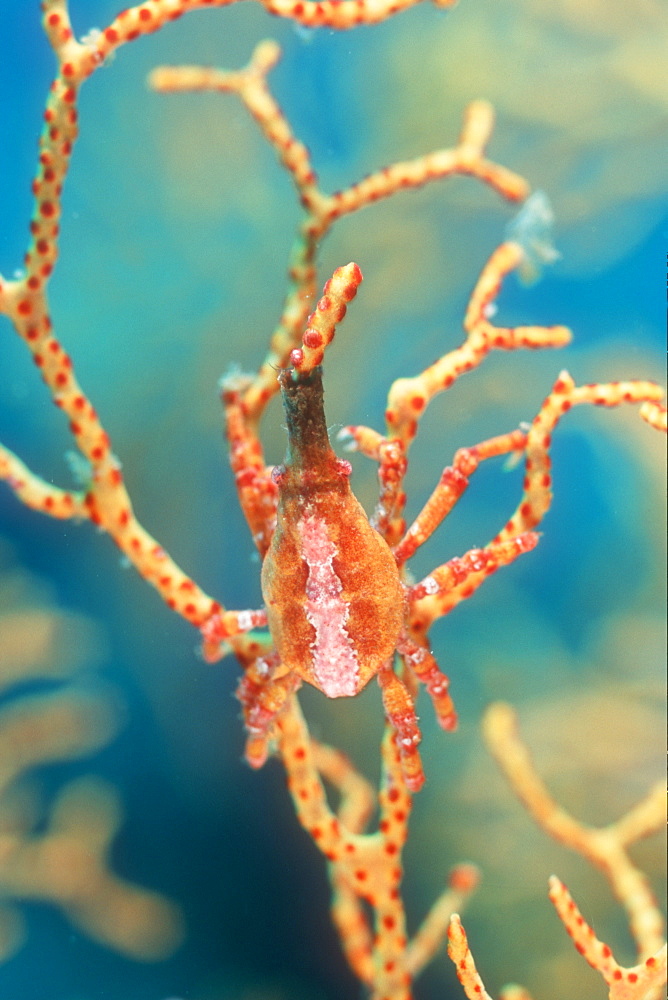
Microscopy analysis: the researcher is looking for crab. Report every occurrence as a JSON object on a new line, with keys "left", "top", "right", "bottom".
{"left": 199, "top": 258, "right": 549, "bottom": 792}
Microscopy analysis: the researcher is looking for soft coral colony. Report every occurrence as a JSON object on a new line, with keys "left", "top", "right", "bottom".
{"left": 0, "top": 1, "right": 665, "bottom": 998}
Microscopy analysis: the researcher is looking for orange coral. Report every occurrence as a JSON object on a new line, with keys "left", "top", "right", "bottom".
{"left": 0, "top": 2, "right": 665, "bottom": 997}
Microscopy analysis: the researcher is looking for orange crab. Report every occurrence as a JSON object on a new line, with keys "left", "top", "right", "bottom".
{"left": 200, "top": 259, "right": 546, "bottom": 792}
{"left": 200, "top": 247, "right": 667, "bottom": 794}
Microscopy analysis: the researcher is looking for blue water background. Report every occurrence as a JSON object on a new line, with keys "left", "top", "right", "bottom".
{"left": 0, "top": 1, "right": 666, "bottom": 998}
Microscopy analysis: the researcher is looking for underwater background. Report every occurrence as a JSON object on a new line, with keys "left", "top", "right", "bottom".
{"left": 0, "top": 0, "right": 666, "bottom": 998}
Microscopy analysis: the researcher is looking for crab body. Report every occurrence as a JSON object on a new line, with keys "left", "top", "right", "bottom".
{"left": 261, "top": 367, "right": 404, "bottom": 697}
{"left": 210, "top": 263, "right": 549, "bottom": 791}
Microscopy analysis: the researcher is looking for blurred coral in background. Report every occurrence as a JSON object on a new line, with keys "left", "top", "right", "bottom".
{"left": 0, "top": 540, "right": 183, "bottom": 964}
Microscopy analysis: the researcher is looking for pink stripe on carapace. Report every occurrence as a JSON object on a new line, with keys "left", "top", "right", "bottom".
{"left": 297, "top": 510, "right": 359, "bottom": 697}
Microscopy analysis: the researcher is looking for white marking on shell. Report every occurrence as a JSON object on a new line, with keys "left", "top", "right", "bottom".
{"left": 297, "top": 511, "right": 360, "bottom": 697}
